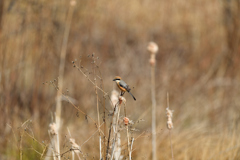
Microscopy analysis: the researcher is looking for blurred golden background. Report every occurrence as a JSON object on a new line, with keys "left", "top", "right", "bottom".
{"left": 1, "top": 0, "right": 240, "bottom": 159}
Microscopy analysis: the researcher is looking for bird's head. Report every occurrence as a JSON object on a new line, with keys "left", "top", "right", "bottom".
{"left": 113, "top": 76, "right": 121, "bottom": 81}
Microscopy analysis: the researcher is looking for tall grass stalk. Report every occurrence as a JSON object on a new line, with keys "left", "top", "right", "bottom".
{"left": 147, "top": 42, "right": 159, "bottom": 160}
{"left": 55, "top": 1, "right": 75, "bottom": 159}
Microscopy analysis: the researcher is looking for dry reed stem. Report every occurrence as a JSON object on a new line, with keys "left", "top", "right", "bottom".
{"left": 19, "top": 130, "right": 23, "bottom": 160}
{"left": 106, "top": 122, "right": 112, "bottom": 160}
{"left": 114, "top": 133, "right": 122, "bottom": 160}
{"left": 67, "top": 128, "right": 81, "bottom": 160}
{"left": 129, "top": 138, "right": 134, "bottom": 160}
{"left": 99, "top": 136, "right": 102, "bottom": 160}
{"left": 110, "top": 91, "right": 122, "bottom": 160}
{"left": 123, "top": 107, "right": 130, "bottom": 159}
{"left": 106, "top": 93, "right": 121, "bottom": 159}
{"left": 151, "top": 61, "right": 156, "bottom": 160}
{"left": 147, "top": 42, "right": 158, "bottom": 160}
{"left": 101, "top": 78, "right": 107, "bottom": 160}
{"left": 110, "top": 96, "right": 124, "bottom": 160}
{"left": 110, "top": 107, "right": 121, "bottom": 159}
{"left": 166, "top": 93, "right": 174, "bottom": 160}
{"left": 97, "top": 71, "right": 106, "bottom": 160}
{"left": 126, "top": 124, "right": 130, "bottom": 160}
{"left": 55, "top": 1, "right": 75, "bottom": 160}
{"left": 47, "top": 131, "right": 57, "bottom": 160}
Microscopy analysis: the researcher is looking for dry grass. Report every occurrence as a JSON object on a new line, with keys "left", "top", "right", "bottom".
{"left": 1, "top": 0, "right": 240, "bottom": 159}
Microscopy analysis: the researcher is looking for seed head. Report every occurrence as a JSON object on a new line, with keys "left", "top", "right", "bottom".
{"left": 119, "top": 96, "right": 126, "bottom": 105}
{"left": 149, "top": 58, "right": 156, "bottom": 66}
{"left": 49, "top": 123, "right": 58, "bottom": 135}
{"left": 166, "top": 108, "right": 174, "bottom": 130}
{"left": 111, "top": 90, "right": 119, "bottom": 108}
{"left": 147, "top": 42, "right": 158, "bottom": 54}
{"left": 123, "top": 117, "right": 129, "bottom": 125}
{"left": 70, "top": 0, "right": 76, "bottom": 6}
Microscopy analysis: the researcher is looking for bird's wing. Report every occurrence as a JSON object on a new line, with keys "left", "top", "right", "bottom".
{"left": 119, "top": 81, "right": 131, "bottom": 91}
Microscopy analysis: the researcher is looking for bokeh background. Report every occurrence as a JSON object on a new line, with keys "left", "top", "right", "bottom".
{"left": 1, "top": 0, "right": 240, "bottom": 159}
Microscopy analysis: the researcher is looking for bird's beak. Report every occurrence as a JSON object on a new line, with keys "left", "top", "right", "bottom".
{"left": 113, "top": 79, "right": 115, "bottom": 81}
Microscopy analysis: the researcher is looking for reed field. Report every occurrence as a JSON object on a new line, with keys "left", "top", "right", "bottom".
{"left": 0, "top": 0, "right": 240, "bottom": 159}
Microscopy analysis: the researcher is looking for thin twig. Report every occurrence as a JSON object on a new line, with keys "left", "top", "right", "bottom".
{"left": 80, "top": 129, "right": 99, "bottom": 147}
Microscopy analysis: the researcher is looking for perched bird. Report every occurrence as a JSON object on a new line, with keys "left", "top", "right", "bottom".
{"left": 113, "top": 76, "right": 136, "bottom": 101}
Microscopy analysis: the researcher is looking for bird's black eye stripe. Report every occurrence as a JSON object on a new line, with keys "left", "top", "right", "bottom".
{"left": 116, "top": 79, "right": 120, "bottom": 80}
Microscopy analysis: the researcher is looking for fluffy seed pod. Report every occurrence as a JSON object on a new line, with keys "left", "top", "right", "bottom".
{"left": 119, "top": 96, "right": 126, "bottom": 105}
{"left": 49, "top": 123, "right": 58, "bottom": 135}
{"left": 111, "top": 90, "right": 119, "bottom": 108}
{"left": 70, "top": 0, "right": 76, "bottom": 6}
{"left": 149, "top": 58, "right": 156, "bottom": 66}
{"left": 166, "top": 108, "right": 174, "bottom": 130}
{"left": 147, "top": 42, "right": 158, "bottom": 54}
{"left": 123, "top": 117, "right": 129, "bottom": 125}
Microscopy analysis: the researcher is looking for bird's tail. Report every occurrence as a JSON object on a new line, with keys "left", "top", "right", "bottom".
{"left": 128, "top": 91, "right": 136, "bottom": 101}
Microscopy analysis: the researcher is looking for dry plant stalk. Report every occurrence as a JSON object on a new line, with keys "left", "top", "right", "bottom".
{"left": 69, "top": 138, "right": 81, "bottom": 159}
{"left": 110, "top": 90, "right": 122, "bottom": 160}
{"left": 46, "top": 123, "right": 58, "bottom": 160}
{"left": 106, "top": 91, "right": 119, "bottom": 160}
{"left": 166, "top": 93, "right": 174, "bottom": 160}
{"left": 110, "top": 96, "right": 125, "bottom": 160}
{"left": 123, "top": 117, "right": 131, "bottom": 160}
{"left": 129, "top": 138, "right": 134, "bottom": 160}
{"left": 147, "top": 42, "right": 158, "bottom": 160}
{"left": 54, "top": 1, "right": 76, "bottom": 159}
{"left": 92, "top": 54, "right": 102, "bottom": 159}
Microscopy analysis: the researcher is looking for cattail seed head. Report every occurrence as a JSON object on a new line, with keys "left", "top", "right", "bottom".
{"left": 149, "top": 58, "right": 156, "bottom": 66}
{"left": 119, "top": 96, "right": 126, "bottom": 105}
{"left": 49, "top": 123, "right": 58, "bottom": 135}
{"left": 111, "top": 90, "right": 119, "bottom": 108}
{"left": 167, "top": 120, "right": 173, "bottom": 130}
{"left": 123, "top": 117, "right": 129, "bottom": 125}
{"left": 70, "top": 0, "right": 76, "bottom": 6}
{"left": 147, "top": 42, "right": 158, "bottom": 54}
{"left": 147, "top": 42, "right": 158, "bottom": 66}
{"left": 166, "top": 108, "right": 174, "bottom": 130}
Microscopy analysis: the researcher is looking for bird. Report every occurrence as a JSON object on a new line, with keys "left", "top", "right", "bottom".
{"left": 113, "top": 76, "right": 136, "bottom": 101}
